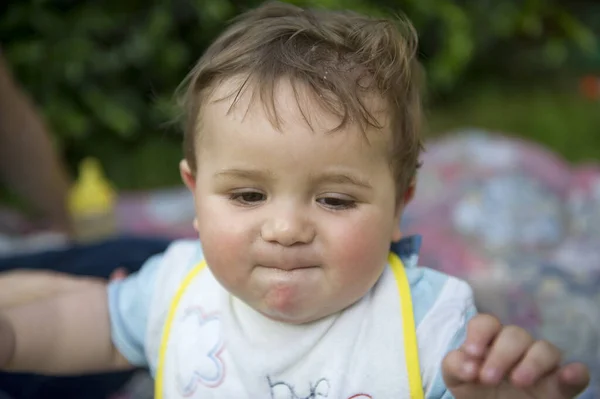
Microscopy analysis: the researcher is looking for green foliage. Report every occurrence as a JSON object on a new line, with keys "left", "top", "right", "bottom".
{"left": 428, "top": 83, "right": 600, "bottom": 164}
{"left": 0, "top": 0, "right": 597, "bottom": 189}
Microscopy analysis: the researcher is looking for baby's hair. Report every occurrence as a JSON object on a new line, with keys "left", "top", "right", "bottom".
{"left": 178, "top": 1, "right": 424, "bottom": 194}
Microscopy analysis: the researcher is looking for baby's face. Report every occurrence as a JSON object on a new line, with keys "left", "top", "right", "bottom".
{"left": 182, "top": 78, "right": 405, "bottom": 324}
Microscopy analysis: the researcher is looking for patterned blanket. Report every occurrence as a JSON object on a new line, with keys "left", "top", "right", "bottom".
{"left": 402, "top": 131, "right": 600, "bottom": 397}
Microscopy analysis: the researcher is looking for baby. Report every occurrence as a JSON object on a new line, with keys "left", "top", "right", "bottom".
{"left": 0, "top": 2, "right": 590, "bottom": 398}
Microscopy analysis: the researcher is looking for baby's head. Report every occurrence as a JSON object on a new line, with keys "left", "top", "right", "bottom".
{"left": 178, "top": 1, "right": 423, "bottom": 324}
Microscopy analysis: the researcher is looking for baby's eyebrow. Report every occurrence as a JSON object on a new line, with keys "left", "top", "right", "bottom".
{"left": 313, "top": 172, "right": 373, "bottom": 190}
{"left": 214, "top": 168, "right": 275, "bottom": 182}
{"left": 214, "top": 169, "right": 372, "bottom": 189}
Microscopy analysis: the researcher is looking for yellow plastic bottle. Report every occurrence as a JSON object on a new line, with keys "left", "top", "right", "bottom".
{"left": 68, "top": 157, "right": 117, "bottom": 242}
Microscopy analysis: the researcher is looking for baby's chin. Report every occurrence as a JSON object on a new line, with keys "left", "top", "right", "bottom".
{"left": 256, "top": 286, "right": 325, "bottom": 324}
{"left": 250, "top": 286, "right": 357, "bottom": 325}
{"left": 243, "top": 267, "right": 321, "bottom": 319}
{"left": 242, "top": 284, "right": 335, "bottom": 325}
{"left": 255, "top": 303, "right": 330, "bottom": 325}
{"left": 230, "top": 267, "right": 364, "bottom": 324}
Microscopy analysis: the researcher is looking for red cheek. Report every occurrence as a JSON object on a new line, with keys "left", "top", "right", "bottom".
{"left": 199, "top": 228, "right": 243, "bottom": 265}
{"left": 332, "top": 222, "right": 387, "bottom": 271}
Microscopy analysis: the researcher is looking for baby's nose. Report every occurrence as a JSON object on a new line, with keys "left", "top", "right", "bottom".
{"left": 260, "top": 213, "right": 315, "bottom": 246}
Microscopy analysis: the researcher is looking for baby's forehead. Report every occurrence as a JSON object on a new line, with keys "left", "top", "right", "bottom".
{"left": 200, "top": 75, "right": 391, "bottom": 141}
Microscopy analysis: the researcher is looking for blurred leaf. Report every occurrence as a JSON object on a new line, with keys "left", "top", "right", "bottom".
{"left": 556, "top": 11, "right": 597, "bottom": 54}
{"left": 82, "top": 89, "right": 139, "bottom": 138}
{"left": 543, "top": 38, "right": 568, "bottom": 66}
{"left": 204, "top": 0, "right": 235, "bottom": 21}
{"left": 192, "top": 0, "right": 235, "bottom": 27}
{"left": 520, "top": 13, "right": 543, "bottom": 37}
{"left": 489, "top": 3, "right": 519, "bottom": 38}
{"left": 4, "top": 40, "right": 44, "bottom": 65}
{"left": 426, "top": 0, "right": 473, "bottom": 88}
{"left": 44, "top": 96, "right": 91, "bottom": 140}
{"left": 71, "top": 5, "right": 123, "bottom": 34}
{"left": 29, "top": 7, "right": 62, "bottom": 35}
{"left": 0, "top": 4, "right": 31, "bottom": 31}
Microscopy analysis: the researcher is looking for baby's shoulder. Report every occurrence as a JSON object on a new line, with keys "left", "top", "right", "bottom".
{"left": 407, "top": 266, "right": 475, "bottom": 329}
{"left": 407, "top": 267, "right": 477, "bottom": 391}
{"left": 391, "top": 235, "right": 475, "bottom": 328}
{"left": 150, "top": 239, "right": 206, "bottom": 302}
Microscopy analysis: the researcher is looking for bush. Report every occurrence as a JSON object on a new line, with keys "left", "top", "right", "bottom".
{"left": 0, "top": 0, "right": 596, "bottom": 189}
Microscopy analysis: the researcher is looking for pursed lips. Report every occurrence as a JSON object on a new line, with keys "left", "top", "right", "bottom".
{"left": 253, "top": 249, "right": 321, "bottom": 271}
{"left": 256, "top": 260, "right": 320, "bottom": 272}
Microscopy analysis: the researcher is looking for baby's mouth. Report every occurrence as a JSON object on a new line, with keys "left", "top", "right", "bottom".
{"left": 257, "top": 264, "right": 319, "bottom": 272}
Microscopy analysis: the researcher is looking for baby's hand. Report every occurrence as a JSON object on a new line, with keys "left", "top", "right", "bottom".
{"left": 442, "top": 314, "right": 590, "bottom": 399}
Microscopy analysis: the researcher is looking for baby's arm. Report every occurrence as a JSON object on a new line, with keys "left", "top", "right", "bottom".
{"left": 0, "top": 268, "right": 127, "bottom": 309}
{"left": 0, "top": 283, "right": 132, "bottom": 374}
{"left": 0, "top": 269, "right": 104, "bottom": 309}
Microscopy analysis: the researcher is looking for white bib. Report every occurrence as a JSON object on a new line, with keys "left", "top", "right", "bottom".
{"left": 150, "top": 244, "right": 423, "bottom": 399}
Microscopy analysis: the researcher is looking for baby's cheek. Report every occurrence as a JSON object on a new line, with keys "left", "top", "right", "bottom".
{"left": 198, "top": 224, "right": 247, "bottom": 275}
{"left": 197, "top": 202, "right": 247, "bottom": 260}
{"left": 330, "top": 221, "right": 389, "bottom": 276}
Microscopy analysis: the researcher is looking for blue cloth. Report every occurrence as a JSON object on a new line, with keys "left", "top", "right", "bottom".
{"left": 0, "top": 236, "right": 171, "bottom": 399}
{"left": 0, "top": 236, "right": 170, "bottom": 277}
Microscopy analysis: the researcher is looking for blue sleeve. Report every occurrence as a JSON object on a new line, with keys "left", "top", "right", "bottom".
{"left": 107, "top": 254, "right": 163, "bottom": 367}
{"left": 426, "top": 306, "right": 478, "bottom": 399}
{"left": 395, "top": 235, "right": 478, "bottom": 398}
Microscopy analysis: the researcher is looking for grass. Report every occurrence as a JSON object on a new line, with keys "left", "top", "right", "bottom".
{"left": 426, "top": 81, "right": 600, "bottom": 165}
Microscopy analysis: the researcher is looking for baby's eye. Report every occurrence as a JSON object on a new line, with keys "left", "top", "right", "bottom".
{"left": 317, "top": 196, "right": 356, "bottom": 210}
{"left": 230, "top": 191, "right": 266, "bottom": 205}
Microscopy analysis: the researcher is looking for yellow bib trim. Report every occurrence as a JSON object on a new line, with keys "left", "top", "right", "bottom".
{"left": 389, "top": 252, "right": 424, "bottom": 399}
{"left": 155, "top": 254, "right": 423, "bottom": 399}
{"left": 155, "top": 260, "right": 207, "bottom": 399}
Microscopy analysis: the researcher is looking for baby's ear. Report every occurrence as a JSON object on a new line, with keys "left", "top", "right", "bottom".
{"left": 180, "top": 160, "right": 200, "bottom": 233}
{"left": 403, "top": 177, "right": 416, "bottom": 206}
{"left": 392, "top": 178, "right": 417, "bottom": 242}
{"left": 391, "top": 218, "right": 403, "bottom": 242}
{"left": 180, "top": 160, "right": 196, "bottom": 192}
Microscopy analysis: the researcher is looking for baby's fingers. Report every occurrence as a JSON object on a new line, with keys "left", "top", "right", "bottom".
{"left": 479, "top": 325, "right": 534, "bottom": 385}
{"left": 441, "top": 349, "right": 479, "bottom": 388}
{"left": 557, "top": 363, "right": 590, "bottom": 397}
{"left": 510, "top": 340, "right": 561, "bottom": 387}
{"left": 462, "top": 314, "right": 502, "bottom": 358}
{"left": 525, "top": 362, "right": 590, "bottom": 399}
